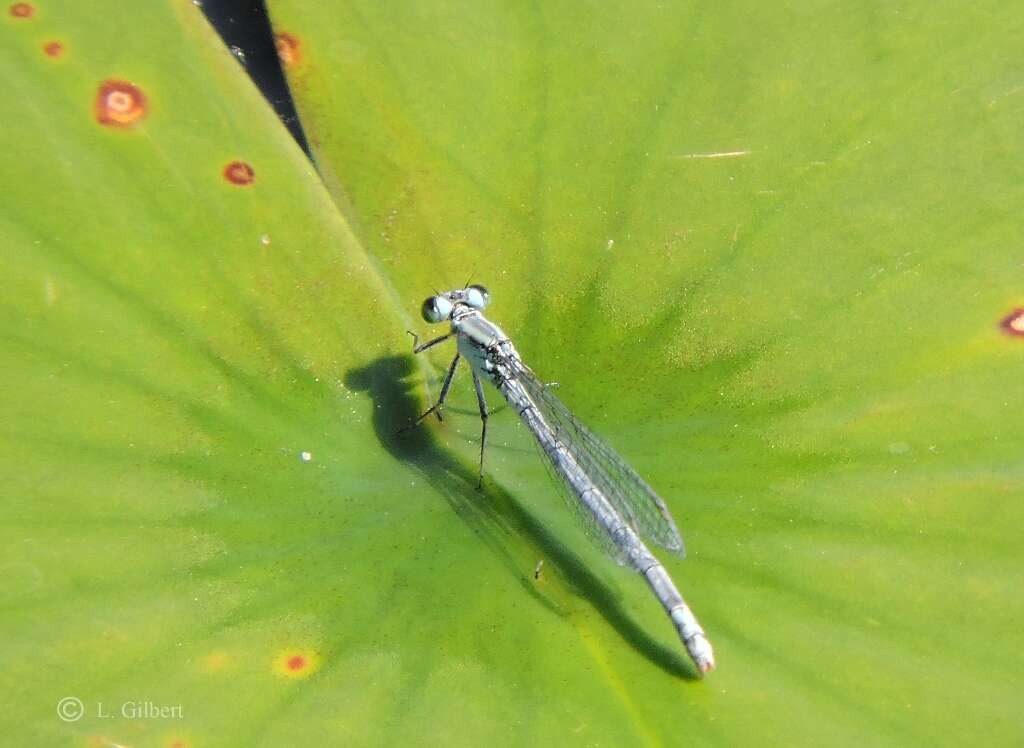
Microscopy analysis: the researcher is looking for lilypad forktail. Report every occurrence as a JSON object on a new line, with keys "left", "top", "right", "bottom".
{"left": 405, "top": 284, "right": 715, "bottom": 674}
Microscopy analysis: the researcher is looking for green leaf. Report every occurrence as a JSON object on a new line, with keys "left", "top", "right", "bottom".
{"left": 1, "top": 2, "right": 405, "bottom": 745}
{"left": 266, "top": 0, "right": 1024, "bottom": 744}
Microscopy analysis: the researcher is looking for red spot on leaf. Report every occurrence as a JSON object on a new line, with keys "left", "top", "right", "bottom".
{"left": 223, "top": 161, "right": 255, "bottom": 186}
{"left": 9, "top": 2, "right": 33, "bottom": 18}
{"left": 274, "top": 648, "right": 318, "bottom": 677}
{"left": 274, "top": 32, "right": 301, "bottom": 68}
{"left": 95, "top": 80, "right": 147, "bottom": 127}
{"left": 43, "top": 41, "right": 63, "bottom": 58}
{"left": 1000, "top": 308, "right": 1024, "bottom": 337}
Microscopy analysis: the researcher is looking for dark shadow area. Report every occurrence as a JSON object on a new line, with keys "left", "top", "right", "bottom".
{"left": 345, "top": 355, "right": 697, "bottom": 680}
{"left": 200, "top": 0, "right": 310, "bottom": 155}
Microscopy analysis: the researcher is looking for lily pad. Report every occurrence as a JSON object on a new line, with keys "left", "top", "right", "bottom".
{"left": 0, "top": 2, "right": 401, "bottom": 745}
{"left": 266, "top": 0, "right": 1024, "bottom": 744}
{"left": 3, "top": 0, "right": 1022, "bottom": 744}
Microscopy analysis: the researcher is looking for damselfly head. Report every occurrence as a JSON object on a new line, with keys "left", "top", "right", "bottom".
{"left": 420, "top": 285, "right": 491, "bottom": 323}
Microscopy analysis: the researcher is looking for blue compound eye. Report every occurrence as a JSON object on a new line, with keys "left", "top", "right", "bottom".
{"left": 421, "top": 295, "right": 454, "bottom": 323}
{"left": 465, "top": 284, "right": 490, "bottom": 310}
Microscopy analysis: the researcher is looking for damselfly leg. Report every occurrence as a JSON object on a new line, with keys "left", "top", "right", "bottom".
{"left": 407, "top": 329, "right": 451, "bottom": 353}
{"left": 471, "top": 371, "right": 489, "bottom": 490}
{"left": 400, "top": 330, "right": 461, "bottom": 431}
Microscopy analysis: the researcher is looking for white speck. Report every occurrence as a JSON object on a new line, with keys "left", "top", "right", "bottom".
{"left": 677, "top": 149, "right": 751, "bottom": 160}
{"left": 301, "top": 451, "right": 312, "bottom": 462}
{"left": 230, "top": 45, "right": 246, "bottom": 62}
{"left": 606, "top": 239, "right": 615, "bottom": 250}
{"left": 260, "top": 234, "right": 271, "bottom": 246}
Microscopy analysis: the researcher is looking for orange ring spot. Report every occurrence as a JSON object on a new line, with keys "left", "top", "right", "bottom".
{"left": 274, "top": 32, "right": 301, "bottom": 68}
{"left": 42, "top": 41, "right": 63, "bottom": 58}
{"left": 223, "top": 161, "right": 255, "bottom": 186}
{"left": 9, "top": 3, "right": 33, "bottom": 18}
{"left": 1000, "top": 308, "right": 1024, "bottom": 337}
{"left": 95, "top": 80, "right": 147, "bottom": 127}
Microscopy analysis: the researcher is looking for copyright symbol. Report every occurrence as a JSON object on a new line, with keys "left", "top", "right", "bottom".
{"left": 57, "top": 696, "right": 84, "bottom": 722}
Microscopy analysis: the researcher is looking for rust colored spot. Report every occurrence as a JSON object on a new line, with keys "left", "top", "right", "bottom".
{"left": 274, "top": 648, "right": 318, "bottom": 678}
{"left": 1000, "top": 308, "right": 1024, "bottom": 337}
{"left": 274, "top": 32, "right": 301, "bottom": 68}
{"left": 9, "top": 3, "right": 33, "bottom": 18}
{"left": 95, "top": 80, "right": 147, "bottom": 127}
{"left": 43, "top": 41, "right": 63, "bottom": 58}
{"left": 223, "top": 160, "right": 255, "bottom": 186}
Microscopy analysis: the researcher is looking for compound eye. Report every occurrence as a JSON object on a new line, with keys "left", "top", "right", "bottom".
{"left": 421, "top": 295, "right": 453, "bottom": 323}
{"left": 465, "top": 284, "right": 490, "bottom": 310}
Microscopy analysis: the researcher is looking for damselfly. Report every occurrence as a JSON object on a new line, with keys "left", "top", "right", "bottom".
{"left": 406, "top": 284, "right": 715, "bottom": 674}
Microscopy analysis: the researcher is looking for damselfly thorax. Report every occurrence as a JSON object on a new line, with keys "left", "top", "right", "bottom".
{"left": 449, "top": 306, "right": 519, "bottom": 385}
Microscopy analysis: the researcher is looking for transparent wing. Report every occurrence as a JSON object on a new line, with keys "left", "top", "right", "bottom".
{"left": 509, "top": 359, "right": 686, "bottom": 560}
{"left": 527, "top": 426, "right": 631, "bottom": 566}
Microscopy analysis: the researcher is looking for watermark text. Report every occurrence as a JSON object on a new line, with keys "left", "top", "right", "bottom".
{"left": 57, "top": 697, "right": 183, "bottom": 722}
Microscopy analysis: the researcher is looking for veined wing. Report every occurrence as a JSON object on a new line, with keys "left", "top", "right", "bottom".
{"left": 509, "top": 358, "right": 686, "bottom": 559}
